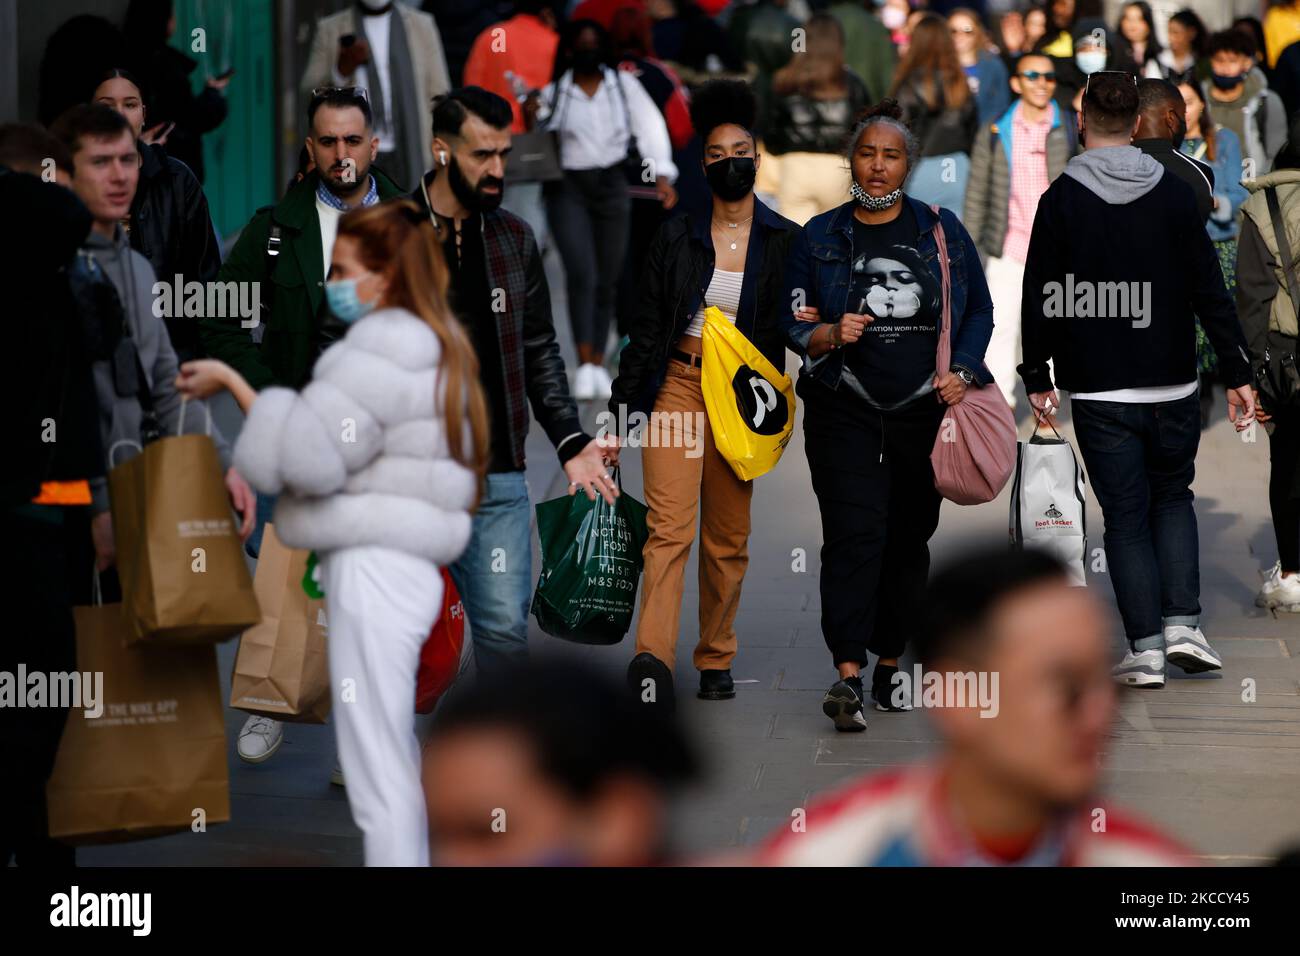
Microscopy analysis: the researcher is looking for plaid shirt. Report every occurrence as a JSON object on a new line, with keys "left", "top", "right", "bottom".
{"left": 1003, "top": 108, "right": 1053, "bottom": 264}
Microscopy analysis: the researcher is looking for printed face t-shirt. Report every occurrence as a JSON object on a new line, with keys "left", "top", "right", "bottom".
{"left": 843, "top": 203, "right": 939, "bottom": 407}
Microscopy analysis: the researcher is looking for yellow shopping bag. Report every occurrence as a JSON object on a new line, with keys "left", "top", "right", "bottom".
{"left": 700, "top": 306, "right": 795, "bottom": 481}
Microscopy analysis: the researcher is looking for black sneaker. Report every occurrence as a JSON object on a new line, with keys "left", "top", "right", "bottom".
{"left": 627, "top": 653, "right": 675, "bottom": 712}
{"left": 822, "top": 676, "right": 867, "bottom": 732}
{"left": 698, "top": 669, "right": 735, "bottom": 700}
{"left": 872, "top": 664, "right": 912, "bottom": 712}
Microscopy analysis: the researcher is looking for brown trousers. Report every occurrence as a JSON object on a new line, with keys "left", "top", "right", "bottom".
{"left": 634, "top": 345, "right": 754, "bottom": 671}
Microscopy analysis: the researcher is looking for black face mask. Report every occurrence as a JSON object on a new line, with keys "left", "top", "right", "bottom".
{"left": 704, "top": 156, "right": 756, "bottom": 202}
{"left": 571, "top": 49, "right": 603, "bottom": 75}
{"left": 447, "top": 154, "right": 503, "bottom": 213}
{"left": 1210, "top": 71, "right": 1244, "bottom": 90}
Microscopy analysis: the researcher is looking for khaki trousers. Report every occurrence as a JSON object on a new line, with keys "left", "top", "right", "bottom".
{"left": 634, "top": 348, "right": 754, "bottom": 672}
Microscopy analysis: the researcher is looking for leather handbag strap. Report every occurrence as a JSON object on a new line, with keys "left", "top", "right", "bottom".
{"left": 1265, "top": 186, "right": 1300, "bottom": 322}
{"left": 930, "top": 204, "right": 953, "bottom": 374}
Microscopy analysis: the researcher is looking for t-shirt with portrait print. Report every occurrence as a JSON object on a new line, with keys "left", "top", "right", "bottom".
{"left": 844, "top": 203, "right": 940, "bottom": 408}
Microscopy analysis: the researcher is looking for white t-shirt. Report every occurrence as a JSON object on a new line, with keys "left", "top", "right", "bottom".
{"left": 316, "top": 196, "right": 343, "bottom": 276}
{"left": 1070, "top": 382, "right": 1199, "bottom": 403}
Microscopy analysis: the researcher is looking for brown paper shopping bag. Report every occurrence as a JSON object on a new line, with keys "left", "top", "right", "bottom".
{"left": 46, "top": 599, "right": 230, "bottom": 844}
{"left": 109, "top": 402, "right": 260, "bottom": 644}
{"left": 229, "top": 525, "right": 331, "bottom": 724}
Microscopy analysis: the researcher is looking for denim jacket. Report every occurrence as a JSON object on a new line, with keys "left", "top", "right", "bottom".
{"left": 781, "top": 197, "right": 994, "bottom": 390}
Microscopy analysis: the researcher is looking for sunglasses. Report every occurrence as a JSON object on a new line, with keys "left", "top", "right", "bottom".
{"left": 310, "top": 85, "right": 370, "bottom": 102}
{"left": 1083, "top": 70, "right": 1137, "bottom": 96}
{"left": 950, "top": 25, "right": 975, "bottom": 34}
{"left": 1018, "top": 70, "right": 1057, "bottom": 83}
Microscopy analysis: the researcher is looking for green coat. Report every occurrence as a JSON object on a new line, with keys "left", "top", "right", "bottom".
{"left": 201, "top": 169, "right": 406, "bottom": 390}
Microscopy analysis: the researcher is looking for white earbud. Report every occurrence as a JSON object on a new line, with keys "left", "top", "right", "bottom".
{"left": 439, "top": 150, "right": 447, "bottom": 166}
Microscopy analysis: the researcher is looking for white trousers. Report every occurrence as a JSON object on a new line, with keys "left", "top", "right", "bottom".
{"left": 984, "top": 254, "right": 1025, "bottom": 409}
{"left": 321, "top": 546, "right": 442, "bottom": 867}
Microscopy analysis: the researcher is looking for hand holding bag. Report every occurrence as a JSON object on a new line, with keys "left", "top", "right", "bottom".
{"left": 928, "top": 208, "right": 1017, "bottom": 505}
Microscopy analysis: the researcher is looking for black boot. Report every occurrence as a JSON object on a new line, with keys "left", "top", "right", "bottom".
{"left": 627, "top": 653, "right": 675, "bottom": 712}
{"left": 698, "top": 669, "right": 735, "bottom": 700}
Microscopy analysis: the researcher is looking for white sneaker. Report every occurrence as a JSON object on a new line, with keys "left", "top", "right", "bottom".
{"left": 1163, "top": 625, "right": 1223, "bottom": 673}
{"left": 330, "top": 758, "right": 345, "bottom": 788}
{"left": 592, "top": 364, "right": 613, "bottom": 400}
{"left": 1112, "top": 649, "right": 1165, "bottom": 688}
{"left": 237, "top": 715, "right": 284, "bottom": 763}
{"left": 573, "top": 363, "right": 596, "bottom": 401}
{"left": 1257, "top": 562, "right": 1300, "bottom": 611}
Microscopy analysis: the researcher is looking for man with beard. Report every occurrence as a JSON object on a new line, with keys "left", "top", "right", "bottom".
{"left": 200, "top": 87, "right": 404, "bottom": 769}
{"left": 412, "top": 87, "right": 616, "bottom": 679}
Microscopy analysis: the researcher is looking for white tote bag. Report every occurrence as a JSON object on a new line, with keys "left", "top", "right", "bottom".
{"left": 1009, "top": 418, "right": 1088, "bottom": 586}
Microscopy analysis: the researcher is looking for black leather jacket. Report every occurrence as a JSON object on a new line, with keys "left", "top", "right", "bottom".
{"left": 129, "top": 142, "right": 221, "bottom": 360}
{"left": 611, "top": 197, "right": 800, "bottom": 422}
{"left": 894, "top": 74, "right": 979, "bottom": 158}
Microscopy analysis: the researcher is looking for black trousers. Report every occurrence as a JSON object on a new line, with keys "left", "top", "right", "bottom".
{"left": 1268, "top": 406, "right": 1300, "bottom": 571}
{"left": 1, "top": 509, "right": 77, "bottom": 866}
{"left": 800, "top": 376, "right": 946, "bottom": 666}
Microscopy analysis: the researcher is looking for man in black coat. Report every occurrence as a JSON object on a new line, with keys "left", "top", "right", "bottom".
{"left": 1134, "top": 78, "right": 1215, "bottom": 222}
{"left": 1019, "top": 72, "right": 1256, "bottom": 692}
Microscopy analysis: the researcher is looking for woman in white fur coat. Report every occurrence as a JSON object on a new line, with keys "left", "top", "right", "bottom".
{"left": 176, "top": 201, "right": 488, "bottom": 866}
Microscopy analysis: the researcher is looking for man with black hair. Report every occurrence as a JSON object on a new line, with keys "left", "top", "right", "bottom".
{"left": 422, "top": 658, "right": 696, "bottom": 865}
{"left": 1134, "top": 77, "right": 1214, "bottom": 222}
{"left": 1020, "top": 72, "right": 1256, "bottom": 690}
{"left": 760, "top": 548, "right": 1187, "bottom": 866}
{"left": 412, "top": 86, "right": 615, "bottom": 680}
{"left": 201, "top": 88, "right": 404, "bottom": 766}
{"left": 1204, "top": 29, "right": 1286, "bottom": 176}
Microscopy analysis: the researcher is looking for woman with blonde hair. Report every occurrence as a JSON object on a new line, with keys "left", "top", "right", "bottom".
{"left": 175, "top": 199, "right": 489, "bottom": 866}
{"left": 762, "top": 12, "right": 871, "bottom": 225}
{"left": 890, "top": 13, "right": 979, "bottom": 211}
{"left": 948, "top": 7, "right": 1011, "bottom": 126}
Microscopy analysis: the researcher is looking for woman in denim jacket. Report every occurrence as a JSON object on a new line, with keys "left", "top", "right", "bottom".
{"left": 782, "top": 99, "right": 994, "bottom": 730}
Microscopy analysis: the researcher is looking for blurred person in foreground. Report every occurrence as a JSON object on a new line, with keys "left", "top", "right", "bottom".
{"left": 423, "top": 658, "right": 696, "bottom": 866}
{"left": 760, "top": 548, "right": 1190, "bottom": 866}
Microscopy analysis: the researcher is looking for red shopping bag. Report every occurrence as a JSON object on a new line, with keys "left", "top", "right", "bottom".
{"left": 416, "top": 568, "right": 465, "bottom": 714}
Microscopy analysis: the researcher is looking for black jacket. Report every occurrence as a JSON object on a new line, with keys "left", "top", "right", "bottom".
{"left": 2, "top": 170, "right": 104, "bottom": 507}
{"left": 894, "top": 75, "right": 979, "bottom": 157}
{"left": 611, "top": 197, "right": 800, "bottom": 422}
{"left": 130, "top": 142, "right": 222, "bottom": 361}
{"left": 130, "top": 44, "right": 228, "bottom": 183}
{"left": 1135, "top": 138, "right": 1216, "bottom": 222}
{"left": 1020, "top": 159, "right": 1252, "bottom": 395}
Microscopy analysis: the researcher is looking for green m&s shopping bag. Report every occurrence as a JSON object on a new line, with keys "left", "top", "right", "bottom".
{"left": 530, "top": 469, "right": 649, "bottom": 645}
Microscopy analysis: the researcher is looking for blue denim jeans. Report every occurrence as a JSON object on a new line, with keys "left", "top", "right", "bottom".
{"left": 1071, "top": 394, "right": 1202, "bottom": 651}
{"left": 244, "top": 491, "right": 278, "bottom": 559}
{"left": 448, "top": 471, "right": 533, "bottom": 680}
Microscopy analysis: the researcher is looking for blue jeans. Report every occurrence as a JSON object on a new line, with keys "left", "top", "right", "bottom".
{"left": 244, "top": 491, "right": 278, "bottom": 559}
{"left": 1071, "top": 394, "right": 1202, "bottom": 651}
{"left": 449, "top": 472, "right": 533, "bottom": 679}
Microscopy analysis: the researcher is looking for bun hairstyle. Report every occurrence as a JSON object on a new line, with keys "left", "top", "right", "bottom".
{"left": 688, "top": 79, "right": 757, "bottom": 145}
{"left": 844, "top": 99, "right": 921, "bottom": 171}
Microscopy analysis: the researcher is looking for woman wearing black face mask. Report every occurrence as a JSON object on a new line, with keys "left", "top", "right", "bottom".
{"left": 540, "top": 19, "right": 678, "bottom": 402}
{"left": 609, "top": 80, "right": 799, "bottom": 710}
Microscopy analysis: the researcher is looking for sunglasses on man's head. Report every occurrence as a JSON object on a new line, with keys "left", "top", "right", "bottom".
{"left": 311, "top": 85, "right": 370, "bottom": 102}
{"left": 1018, "top": 70, "right": 1057, "bottom": 83}
{"left": 1083, "top": 70, "right": 1137, "bottom": 96}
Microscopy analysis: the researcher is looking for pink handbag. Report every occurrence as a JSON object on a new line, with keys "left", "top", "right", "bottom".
{"left": 929, "top": 209, "right": 1017, "bottom": 505}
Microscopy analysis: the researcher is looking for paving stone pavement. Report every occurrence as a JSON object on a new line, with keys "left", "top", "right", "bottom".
{"left": 82, "top": 247, "right": 1299, "bottom": 866}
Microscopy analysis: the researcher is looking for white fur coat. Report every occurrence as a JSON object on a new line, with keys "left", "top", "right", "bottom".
{"left": 233, "top": 307, "right": 477, "bottom": 565}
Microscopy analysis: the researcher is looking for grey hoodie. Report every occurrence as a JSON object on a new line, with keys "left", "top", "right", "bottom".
{"left": 1063, "top": 145, "right": 1165, "bottom": 204}
{"left": 83, "top": 225, "right": 230, "bottom": 513}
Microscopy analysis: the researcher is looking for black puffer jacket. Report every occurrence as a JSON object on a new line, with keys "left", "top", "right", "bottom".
{"left": 611, "top": 197, "right": 800, "bottom": 421}
{"left": 894, "top": 73, "right": 979, "bottom": 157}
{"left": 130, "top": 142, "right": 222, "bottom": 361}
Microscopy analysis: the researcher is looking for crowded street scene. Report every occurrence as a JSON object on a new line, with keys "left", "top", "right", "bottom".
{"left": 2, "top": 0, "right": 1298, "bottom": 935}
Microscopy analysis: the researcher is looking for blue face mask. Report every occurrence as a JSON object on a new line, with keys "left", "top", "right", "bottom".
{"left": 1076, "top": 51, "right": 1107, "bottom": 75}
{"left": 325, "top": 278, "right": 378, "bottom": 324}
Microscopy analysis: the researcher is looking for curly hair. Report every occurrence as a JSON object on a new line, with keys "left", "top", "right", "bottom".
{"left": 688, "top": 79, "right": 757, "bottom": 144}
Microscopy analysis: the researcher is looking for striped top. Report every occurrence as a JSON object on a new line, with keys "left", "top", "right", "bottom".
{"left": 684, "top": 268, "right": 743, "bottom": 337}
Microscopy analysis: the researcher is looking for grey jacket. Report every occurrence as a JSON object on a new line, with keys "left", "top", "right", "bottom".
{"left": 964, "top": 99, "right": 1075, "bottom": 262}
{"left": 84, "top": 226, "right": 230, "bottom": 513}
{"left": 1203, "top": 69, "right": 1286, "bottom": 176}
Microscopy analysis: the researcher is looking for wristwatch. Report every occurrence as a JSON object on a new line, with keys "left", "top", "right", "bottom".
{"left": 951, "top": 366, "right": 974, "bottom": 386}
